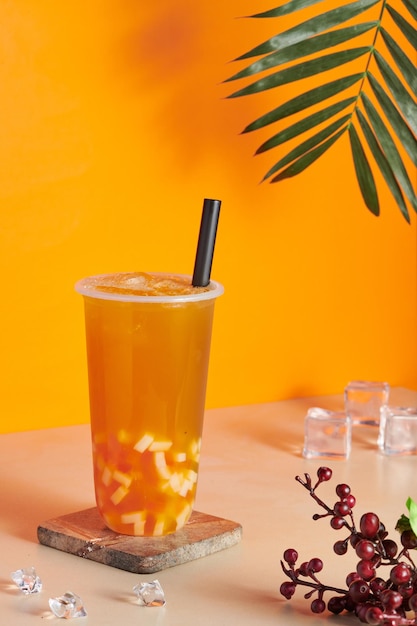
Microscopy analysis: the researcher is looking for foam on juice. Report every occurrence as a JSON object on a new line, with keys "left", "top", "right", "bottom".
{"left": 81, "top": 272, "right": 210, "bottom": 297}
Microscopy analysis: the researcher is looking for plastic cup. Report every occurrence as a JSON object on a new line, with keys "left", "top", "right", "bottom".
{"left": 75, "top": 272, "right": 223, "bottom": 536}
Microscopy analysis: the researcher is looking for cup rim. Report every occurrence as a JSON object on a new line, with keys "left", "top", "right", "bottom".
{"left": 75, "top": 272, "right": 224, "bottom": 303}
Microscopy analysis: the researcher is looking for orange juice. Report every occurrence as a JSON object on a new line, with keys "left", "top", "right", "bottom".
{"left": 76, "top": 272, "right": 223, "bottom": 536}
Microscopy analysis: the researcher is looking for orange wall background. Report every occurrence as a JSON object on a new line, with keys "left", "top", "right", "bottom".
{"left": 1, "top": 1, "right": 416, "bottom": 433}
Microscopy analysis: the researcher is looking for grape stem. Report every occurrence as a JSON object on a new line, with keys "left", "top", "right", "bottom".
{"left": 296, "top": 473, "right": 356, "bottom": 532}
{"left": 280, "top": 561, "right": 346, "bottom": 596}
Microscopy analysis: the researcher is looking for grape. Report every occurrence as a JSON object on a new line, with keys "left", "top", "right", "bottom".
{"left": 401, "top": 529, "right": 417, "bottom": 549}
{"left": 370, "top": 554, "right": 381, "bottom": 569}
{"left": 350, "top": 533, "right": 362, "bottom": 549}
{"left": 283, "top": 548, "right": 298, "bottom": 565}
{"left": 355, "top": 540, "right": 375, "bottom": 561}
{"left": 334, "top": 540, "right": 348, "bottom": 555}
{"left": 298, "top": 562, "right": 309, "bottom": 576}
{"left": 370, "top": 577, "right": 386, "bottom": 595}
{"left": 365, "top": 606, "right": 384, "bottom": 625}
{"left": 344, "top": 595, "right": 357, "bottom": 613}
{"left": 280, "top": 581, "right": 296, "bottom": 599}
{"left": 317, "top": 467, "right": 332, "bottom": 483}
{"left": 356, "top": 602, "right": 373, "bottom": 623}
{"left": 380, "top": 589, "right": 403, "bottom": 610}
{"left": 327, "top": 596, "right": 346, "bottom": 614}
{"left": 346, "top": 572, "right": 362, "bottom": 587}
{"left": 331, "top": 516, "right": 345, "bottom": 530}
{"left": 336, "top": 483, "right": 351, "bottom": 498}
{"left": 398, "top": 582, "right": 414, "bottom": 599}
{"left": 390, "top": 563, "right": 411, "bottom": 585}
{"left": 344, "top": 494, "right": 356, "bottom": 509}
{"left": 349, "top": 579, "right": 370, "bottom": 603}
{"left": 382, "top": 538, "right": 398, "bottom": 558}
{"left": 311, "top": 598, "right": 326, "bottom": 613}
{"left": 308, "top": 558, "right": 323, "bottom": 573}
{"left": 356, "top": 560, "right": 376, "bottom": 581}
{"left": 409, "top": 593, "right": 417, "bottom": 612}
{"left": 360, "top": 513, "right": 380, "bottom": 539}
{"left": 334, "top": 501, "right": 351, "bottom": 517}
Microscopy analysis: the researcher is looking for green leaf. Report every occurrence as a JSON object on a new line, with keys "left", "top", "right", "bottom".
{"left": 235, "top": 0, "right": 379, "bottom": 60}
{"left": 380, "top": 27, "right": 417, "bottom": 96}
{"left": 386, "top": 3, "right": 417, "bottom": 48}
{"left": 396, "top": 513, "right": 412, "bottom": 534}
{"left": 361, "top": 93, "right": 417, "bottom": 212}
{"left": 255, "top": 97, "right": 355, "bottom": 152}
{"left": 262, "top": 116, "right": 350, "bottom": 180}
{"left": 270, "top": 127, "right": 346, "bottom": 181}
{"left": 396, "top": 499, "right": 417, "bottom": 537}
{"left": 226, "top": 0, "right": 417, "bottom": 220}
{"left": 250, "top": 0, "right": 325, "bottom": 19}
{"left": 356, "top": 108, "right": 410, "bottom": 221}
{"left": 400, "top": 0, "right": 417, "bottom": 22}
{"left": 241, "top": 74, "right": 363, "bottom": 131}
{"left": 229, "top": 47, "right": 370, "bottom": 98}
{"left": 374, "top": 50, "right": 417, "bottom": 135}
{"left": 349, "top": 123, "right": 379, "bottom": 215}
{"left": 367, "top": 73, "right": 417, "bottom": 167}
{"left": 226, "top": 23, "right": 376, "bottom": 82}
{"left": 407, "top": 497, "right": 417, "bottom": 536}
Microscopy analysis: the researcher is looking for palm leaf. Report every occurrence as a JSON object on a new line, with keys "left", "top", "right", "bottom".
{"left": 227, "top": 0, "right": 417, "bottom": 220}
{"left": 386, "top": 4, "right": 417, "bottom": 47}
{"left": 256, "top": 97, "right": 356, "bottom": 153}
{"left": 361, "top": 93, "right": 417, "bottom": 211}
{"left": 229, "top": 47, "right": 370, "bottom": 98}
{"left": 263, "top": 116, "right": 350, "bottom": 180}
{"left": 226, "top": 23, "right": 376, "bottom": 83}
{"left": 270, "top": 127, "right": 347, "bottom": 182}
{"left": 356, "top": 108, "right": 410, "bottom": 222}
{"left": 243, "top": 74, "right": 364, "bottom": 132}
{"left": 249, "top": 0, "right": 325, "bottom": 20}
{"left": 235, "top": 0, "right": 379, "bottom": 60}
{"left": 367, "top": 73, "right": 417, "bottom": 166}
{"left": 379, "top": 27, "right": 417, "bottom": 95}
{"left": 400, "top": 0, "right": 417, "bottom": 22}
{"left": 349, "top": 123, "right": 379, "bottom": 215}
{"left": 373, "top": 50, "right": 417, "bottom": 135}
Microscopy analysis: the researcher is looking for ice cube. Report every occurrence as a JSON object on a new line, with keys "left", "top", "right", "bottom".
{"left": 11, "top": 567, "right": 42, "bottom": 594}
{"left": 49, "top": 591, "right": 87, "bottom": 619}
{"left": 133, "top": 580, "right": 166, "bottom": 607}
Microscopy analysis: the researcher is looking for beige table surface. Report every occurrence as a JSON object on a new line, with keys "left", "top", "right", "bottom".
{"left": 1, "top": 388, "right": 417, "bottom": 625}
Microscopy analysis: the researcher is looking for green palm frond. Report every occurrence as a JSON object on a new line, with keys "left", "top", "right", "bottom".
{"left": 226, "top": 0, "right": 417, "bottom": 220}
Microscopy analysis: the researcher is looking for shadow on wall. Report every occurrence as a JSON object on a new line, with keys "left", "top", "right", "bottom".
{"left": 103, "top": 2, "right": 269, "bottom": 177}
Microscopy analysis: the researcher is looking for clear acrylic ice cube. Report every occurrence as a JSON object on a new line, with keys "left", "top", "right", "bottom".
{"left": 10, "top": 567, "right": 42, "bottom": 594}
{"left": 303, "top": 407, "right": 351, "bottom": 460}
{"left": 378, "top": 406, "right": 417, "bottom": 455}
{"left": 133, "top": 580, "right": 166, "bottom": 607}
{"left": 344, "top": 380, "right": 390, "bottom": 426}
{"left": 49, "top": 591, "right": 87, "bottom": 619}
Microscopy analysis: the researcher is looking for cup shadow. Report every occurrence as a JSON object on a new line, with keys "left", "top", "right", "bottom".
{"left": 0, "top": 471, "right": 94, "bottom": 543}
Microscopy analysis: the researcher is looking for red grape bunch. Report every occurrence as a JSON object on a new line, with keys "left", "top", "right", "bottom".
{"left": 280, "top": 467, "right": 417, "bottom": 626}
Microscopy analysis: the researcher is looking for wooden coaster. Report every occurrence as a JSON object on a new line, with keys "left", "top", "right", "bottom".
{"left": 37, "top": 508, "right": 242, "bottom": 574}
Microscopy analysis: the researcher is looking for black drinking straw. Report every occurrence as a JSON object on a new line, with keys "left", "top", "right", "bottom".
{"left": 192, "top": 198, "right": 222, "bottom": 287}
